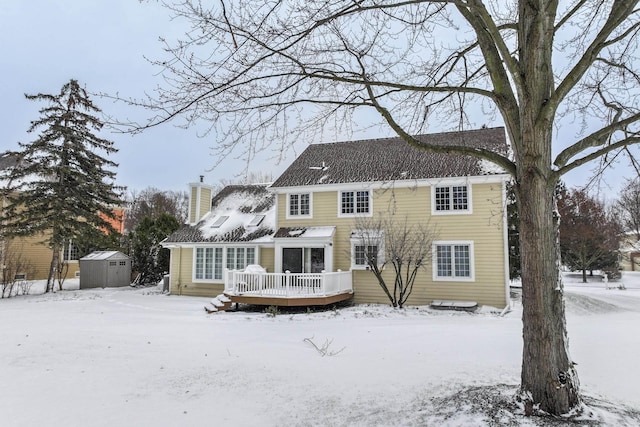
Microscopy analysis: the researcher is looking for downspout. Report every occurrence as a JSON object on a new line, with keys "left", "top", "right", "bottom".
{"left": 178, "top": 247, "right": 182, "bottom": 295}
{"left": 501, "top": 177, "right": 511, "bottom": 310}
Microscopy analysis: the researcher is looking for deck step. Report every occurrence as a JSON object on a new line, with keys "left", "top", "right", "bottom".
{"left": 204, "top": 295, "right": 233, "bottom": 313}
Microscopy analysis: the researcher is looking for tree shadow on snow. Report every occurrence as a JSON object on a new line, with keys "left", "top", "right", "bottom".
{"left": 412, "top": 384, "right": 640, "bottom": 427}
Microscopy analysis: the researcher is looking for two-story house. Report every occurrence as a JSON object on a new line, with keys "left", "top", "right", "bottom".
{"left": 163, "top": 127, "right": 510, "bottom": 308}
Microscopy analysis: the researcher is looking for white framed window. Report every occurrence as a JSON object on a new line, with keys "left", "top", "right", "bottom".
{"left": 63, "top": 240, "right": 79, "bottom": 261}
{"left": 350, "top": 230, "right": 384, "bottom": 269}
{"left": 194, "top": 247, "right": 223, "bottom": 281}
{"left": 287, "top": 193, "right": 312, "bottom": 218}
{"left": 339, "top": 190, "right": 372, "bottom": 217}
{"left": 226, "top": 247, "right": 256, "bottom": 271}
{"left": 195, "top": 246, "right": 257, "bottom": 282}
{"left": 432, "top": 241, "right": 475, "bottom": 281}
{"left": 432, "top": 184, "right": 472, "bottom": 214}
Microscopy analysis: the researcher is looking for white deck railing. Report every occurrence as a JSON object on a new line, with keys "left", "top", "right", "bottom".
{"left": 224, "top": 269, "right": 353, "bottom": 298}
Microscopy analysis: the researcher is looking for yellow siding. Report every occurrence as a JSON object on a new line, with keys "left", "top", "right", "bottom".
{"left": 168, "top": 247, "right": 224, "bottom": 297}
{"left": 277, "top": 182, "right": 507, "bottom": 308}
{"left": 189, "top": 187, "right": 198, "bottom": 223}
{"left": 4, "top": 234, "right": 79, "bottom": 281}
{"left": 199, "top": 188, "right": 212, "bottom": 221}
{"left": 259, "top": 247, "right": 275, "bottom": 272}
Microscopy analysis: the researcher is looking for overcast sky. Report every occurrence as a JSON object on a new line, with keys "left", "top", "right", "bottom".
{"left": 1, "top": 1, "right": 630, "bottom": 196}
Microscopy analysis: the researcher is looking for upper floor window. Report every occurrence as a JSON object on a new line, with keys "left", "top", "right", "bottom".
{"left": 340, "top": 190, "right": 371, "bottom": 217}
{"left": 287, "top": 193, "right": 311, "bottom": 218}
{"left": 433, "top": 184, "right": 471, "bottom": 214}
{"left": 433, "top": 241, "right": 474, "bottom": 281}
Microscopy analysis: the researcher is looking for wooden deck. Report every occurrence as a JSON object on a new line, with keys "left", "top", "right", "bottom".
{"left": 225, "top": 291, "right": 354, "bottom": 307}
{"left": 223, "top": 269, "right": 354, "bottom": 307}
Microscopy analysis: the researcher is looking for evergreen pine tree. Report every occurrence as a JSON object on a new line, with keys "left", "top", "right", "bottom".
{"left": 128, "top": 214, "right": 179, "bottom": 285}
{"left": 5, "top": 79, "right": 124, "bottom": 292}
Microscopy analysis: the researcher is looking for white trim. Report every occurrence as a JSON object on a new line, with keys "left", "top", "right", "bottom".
{"left": 432, "top": 240, "right": 475, "bottom": 282}
{"left": 431, "top": 182, "right": 473, "bottom": 215}
{"left": 269, "top": 174, "right": 510, "bottom": 194}
{"left": 163, "top": 241, "right": 275, "bottom": 249}
{"left": 285, "top": 192, "right": 313, "bottom": 219}
{"left": 337, "top": 189, "right": 373, "bottom": 218}
{"left": 274, "top": 244, "right": 334, "bottom": 274}
{"left": 501, "top": 181, "right": 511, "bottom": 309}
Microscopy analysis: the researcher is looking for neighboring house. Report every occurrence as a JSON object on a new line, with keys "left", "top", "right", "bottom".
{"left": 619, "top": 231, "right": 640, "bottom": 271}
{"left": 0, "top": 151, "right": 125, "bottom": 281}
{"left": 163, "top": 127, "right": 511, "bottom": 308}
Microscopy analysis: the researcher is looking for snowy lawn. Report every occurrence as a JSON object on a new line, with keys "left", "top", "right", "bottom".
{"left": 1, "top": 274, "right": 639, "bottom": 426}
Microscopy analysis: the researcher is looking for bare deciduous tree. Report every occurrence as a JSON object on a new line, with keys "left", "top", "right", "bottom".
{"left": 0, "top": 240, "right": 35, "bottom": 298}
{"left": 119, "top": 0, "right": 640, "bottom": 415}
{"left": 354, "top": 215, "right": 438, "bottom": 308}
{"left": 125, "top": 187, "right": 188, "bottom": 232}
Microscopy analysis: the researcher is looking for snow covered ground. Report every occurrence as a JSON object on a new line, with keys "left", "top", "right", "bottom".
{"left": 1, "top": 273, "right": 639, "bottom": 426}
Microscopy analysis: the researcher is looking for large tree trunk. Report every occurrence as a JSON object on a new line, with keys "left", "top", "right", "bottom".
{"left": 515, "top": 0, "right": 581, "bottom": 414}
{"left": 517, "top": 133, "right": 581, "bottom": 414}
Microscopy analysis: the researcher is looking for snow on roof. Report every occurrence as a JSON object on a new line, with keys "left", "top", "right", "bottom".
{"left": 478, "top": 158, "right": 507, "bottom": 175}
{"left": 164, "top": 185, "right": 276, "bottom": 244}
{"left": 80, "top": 251, "right": 128, "bottom": 261}
{"left": 274, "top": 226, "right": 336, "bottom": 239}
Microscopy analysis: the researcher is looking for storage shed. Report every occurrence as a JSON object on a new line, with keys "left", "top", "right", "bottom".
{"left": 79, "top": 251, "right": 132, "bottom": 289}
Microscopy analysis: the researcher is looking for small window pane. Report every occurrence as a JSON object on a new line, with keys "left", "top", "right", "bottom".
{"left": 300, "top": 194, "right": 310, "bottom": 215}
{"left": 214, "top": 248, "right": 223, "bottom": 280}
{"left": 289, "top": 194, "right": 299, "bottom": 216}
{"left": 454, "top": 245, "right": 470, "bottom": 277}
{"left": 356, "top": 191, "right": 369, "bottom": 213}
{"left": 452, "top": 186, "right": 468, "bottom": 210}
{"left": 205, "top": 248, "right": 214, "bottom": 279}
{"left": 195, "top": 248, "right": 204, "bottom": 279}
{"left": 354, "top": 244, "right": 378, "bottom": 266}
{"left": 437, "top": 245, "right": 452, "bottom": 276}
{"left": 236, "top": 248, "right": 245, "bottom": 270}
{"left": 246, "top": 247, "right": 256, "bottom": 265}
{"left": 435, "top": 187, "right": 450, "bottom": 211}
{"left": 341, "top": 191, "right": 355, "bottom": 214}
{"left": 355, "top": 245, "right": 366, "bottom": 265}
{"left": 226, "top": 247, "right": 235, "bottom": 270}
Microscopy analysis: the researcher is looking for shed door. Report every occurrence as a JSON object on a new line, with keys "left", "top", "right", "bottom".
{"left": 108, "top": 260, "right": 127, "bottom": 286}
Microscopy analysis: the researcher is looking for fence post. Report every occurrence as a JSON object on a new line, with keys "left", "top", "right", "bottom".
{"left": 337, "top": 269, "right": 342, "bottom": 292}
{"left": 285, "top": 270, "right": 290, "bottom": 297}
{"left": 232, "top": 270, "right": 237, "bottom": 293}
{"left": 259, "top": 271, "right": 264, "bottom": 296}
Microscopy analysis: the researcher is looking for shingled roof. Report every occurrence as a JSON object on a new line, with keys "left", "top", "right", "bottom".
{"left": 163, "top": 185, "right": 275, "bottom": 244}
{"left": 270, "top": 127, "right": 507, "bottom": 188}
{"left": 0, "top": 152, "right": 20, "bottom": 172}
